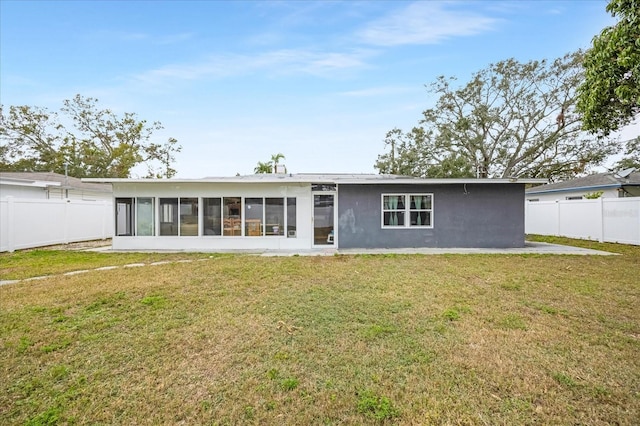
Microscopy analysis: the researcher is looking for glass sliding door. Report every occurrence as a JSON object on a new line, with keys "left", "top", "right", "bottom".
{"left": 179, "top": 198, "right": 199, "bottom": 236}
{"left": 245, "top": 198, "right": 263, "bottom": 236}
{"left": 203, "top": 198, "right": 222, "bottom": 235}
{"left": 223, "top": 197, "right": 242, "bottom": 236}
{"left": 136, "top": 197, "right": 155, "bottom": 236}
{"left": 159, "top": 198, "right": 178, "bottom": 236}
{"left": 265, "top": 198, "right": 284, "bottom": 236}
{"left": 115, "top": 198, "right": 134, "bottom": 236}
{"left": 313, "top": 194, "right": 335, "bottom": 246}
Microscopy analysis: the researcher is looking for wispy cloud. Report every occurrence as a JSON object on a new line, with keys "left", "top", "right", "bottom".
{"left": 357, "top": 2, "right": 498, "bottom": 46}
{"left": 132, "top": 48, "right": 376, "bottom": 86}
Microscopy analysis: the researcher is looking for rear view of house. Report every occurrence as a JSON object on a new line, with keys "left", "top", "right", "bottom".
{"left": 86, "top": 174, "right": 545, "bottom": 251}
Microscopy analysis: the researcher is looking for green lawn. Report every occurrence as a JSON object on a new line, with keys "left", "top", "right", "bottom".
{"left": 1, "top": 237, "right": 638, "bottom": 424}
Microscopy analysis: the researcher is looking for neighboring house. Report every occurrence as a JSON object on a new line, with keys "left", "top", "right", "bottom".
{"left": 525, "top": 169, "right": 640, "bottom": 202}
{"left": 0, "top": 172, "right": 112, "bottom": 201}
{"left": 85, "top": 173, "right": 545, "bottom": 251}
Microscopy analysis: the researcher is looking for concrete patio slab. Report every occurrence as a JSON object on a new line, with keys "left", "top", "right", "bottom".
{"left": 259, "top": 241, "right": 615, "bottom": 256}
{"left": 84, "top": 241, "right": 614, "bottom": 256}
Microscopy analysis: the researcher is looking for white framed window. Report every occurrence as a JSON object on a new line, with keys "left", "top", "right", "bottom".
{"left": 382, "top": 194, "right": 433, "bottom": 228}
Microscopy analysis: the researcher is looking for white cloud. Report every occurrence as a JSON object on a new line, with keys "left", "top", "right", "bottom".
{"left": 131, "top": 48, "right": 376, "bottom": 86}
{"left": 357, "top": 2, "right": 498, "bottom": 46}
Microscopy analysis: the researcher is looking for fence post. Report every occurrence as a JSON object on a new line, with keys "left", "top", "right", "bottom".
{"left": 637, "top": 198, "right": 640, "bottom": 245}
{"left": 556, "top": 201, "right": 561, "bottom": 237}
{"left": 7, "top": 196, "right": 15, "bottom": 252}
{"left": 102, "top": 200, "right": 108, "bottom": 240}
{"left": 598, "top": 197, "right": 605, "bottom": 243}
{"left": 63, "top": 199, "right": 70, "bottom": 244}
{"left": 524, "top": 200, "right": 529, "bottom": 235}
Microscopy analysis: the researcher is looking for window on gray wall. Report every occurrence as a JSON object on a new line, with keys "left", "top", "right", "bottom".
{"left": 382, "top": 194, "right": 433, "bottom": 228}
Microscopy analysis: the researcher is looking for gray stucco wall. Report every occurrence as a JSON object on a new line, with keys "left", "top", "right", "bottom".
{"left": 337, "top": 183, "right": 525, "bottom": 248}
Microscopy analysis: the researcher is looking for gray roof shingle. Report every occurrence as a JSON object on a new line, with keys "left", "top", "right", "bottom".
{"left": 0, "top": 172, "right": 112, "bottom": 192}
{"left": 526, "top": 170, "right": 640, "bottom": 193}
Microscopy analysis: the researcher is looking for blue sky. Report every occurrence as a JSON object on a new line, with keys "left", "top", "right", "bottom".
{"left": 1, "top": 0, "right": 634, "bottom": 178}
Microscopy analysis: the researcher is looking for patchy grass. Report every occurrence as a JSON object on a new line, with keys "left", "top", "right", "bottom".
{"left": 1, "top": 240, "right": 639, "bottom": 424}
{"left": 0, "top": 249, "right": 214, "bottom": 280}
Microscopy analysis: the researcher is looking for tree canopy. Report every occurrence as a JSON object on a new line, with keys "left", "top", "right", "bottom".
{"left": 0, "top": 95, "right": 181, "bottom": 178}
{"left": 577, "top": 0, "right": 639, "bottom": 136}
{"left": 375, "top": 51, "right": 618, "bottom": 181}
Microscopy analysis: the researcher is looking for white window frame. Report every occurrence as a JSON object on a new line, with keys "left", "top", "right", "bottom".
{"left": 381, "top": 193, "right": 433, "bottom": 229}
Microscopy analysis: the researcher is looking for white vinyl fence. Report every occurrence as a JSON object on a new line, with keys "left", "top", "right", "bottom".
{"left": 525, "top": 197, "right": 640, "bottom": 246}
{"left": 0, "top": 197, "right": 113, "bottom": 252}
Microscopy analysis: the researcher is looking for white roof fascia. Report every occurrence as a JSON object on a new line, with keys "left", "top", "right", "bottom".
{"left": 84, "top": 177, "right": 548, "bottom": 185}
{"left": 0, "top": 178, "right": 62, "bottom": 188}
{"left": 335, "top": 178, "right": 548, "bottom": 185}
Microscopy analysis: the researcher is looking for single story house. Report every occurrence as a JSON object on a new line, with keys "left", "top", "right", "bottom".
{"left": 0, "top": 172, "right": 112, "bottom": 201}
{"left": 525, "top": 169, "right": 640, "bottom": 202}
{"left": 85, "top": 173, "right": 546, "bottom": 251}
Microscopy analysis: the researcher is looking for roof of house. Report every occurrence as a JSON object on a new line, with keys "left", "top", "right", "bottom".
{"left": 526, "top": 170, "right": 640, "bottom": 194}
{"left": 84, "top": 173, "right": 547, "bottom": 185}
{"left": 0, "top": 172, "right": 112, "bottom": 192}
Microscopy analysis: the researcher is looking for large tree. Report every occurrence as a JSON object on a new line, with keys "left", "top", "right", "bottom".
{"left": 375, "top": 51, "right": 618, "bottom": 181}
{"left": 0, "top": 95, "right": 181, "bottom": 178}
{"left": 577, "top": 0, "right": 639, "bottom": 137}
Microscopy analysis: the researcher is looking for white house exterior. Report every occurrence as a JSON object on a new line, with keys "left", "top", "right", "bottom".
{"left": 86, "top": 173, "right": 545, "bottom": 251}
{"left": 525, "top": 170, "right": 640, "bottom": 202}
